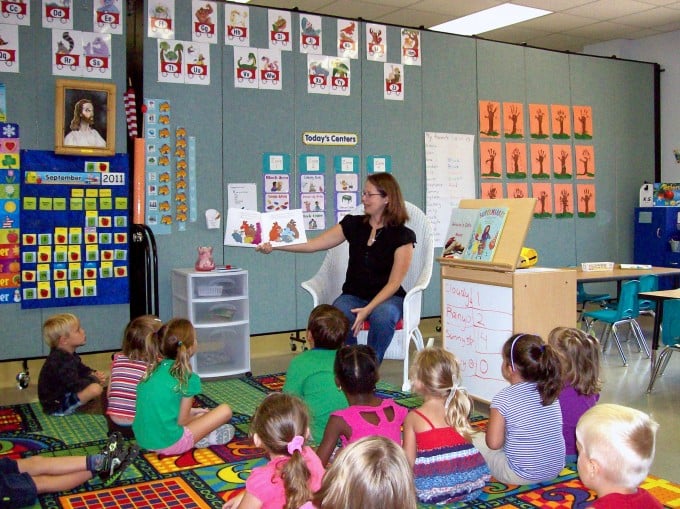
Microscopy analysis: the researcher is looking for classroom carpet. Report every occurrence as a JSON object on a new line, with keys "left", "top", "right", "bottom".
{"left": 1, "top": 373, "right": 679, "bottom": 509}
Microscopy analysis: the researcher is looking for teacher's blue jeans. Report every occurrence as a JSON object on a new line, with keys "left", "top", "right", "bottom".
{"left": 332, "top": 293, "right": 403, "bottom": 364}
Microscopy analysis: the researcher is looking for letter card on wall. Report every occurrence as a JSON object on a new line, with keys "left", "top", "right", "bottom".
{"left": 19, "top": 150, "right": 129, "bottom": 309}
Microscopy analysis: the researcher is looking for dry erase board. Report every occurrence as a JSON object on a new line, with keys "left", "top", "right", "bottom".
{"left": 442, "top": 278, "right": 511, "bottom": 402}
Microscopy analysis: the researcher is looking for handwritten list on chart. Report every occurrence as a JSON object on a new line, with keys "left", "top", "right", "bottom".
{"left": 443, "top": 278, "right": 511, "bottom": 402}
{"left": 424, "top": 132, "right": 475, "bottom": 247}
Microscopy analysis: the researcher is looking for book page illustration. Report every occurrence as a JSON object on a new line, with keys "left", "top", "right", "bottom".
{"left": 464, "top": 207, "right": 508, "bottom": 262}
{"left": 442, "top": 208, "right": 478, "bottom": 258}
{"left": 225, "top": 208, "right": 306, "bottom": 247}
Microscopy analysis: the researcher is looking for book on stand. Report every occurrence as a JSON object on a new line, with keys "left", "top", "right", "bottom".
{"left": 442, "top": 208, "right": 479, "bottom": 258}
{"left": 224, "top": 208, "right": 307, "bottom": 247}
{"left": 462, "top": 207, "right": 509, "bottom": 262}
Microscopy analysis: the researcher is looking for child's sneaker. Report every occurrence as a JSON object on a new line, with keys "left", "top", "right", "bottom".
{"left": 102, "top": 444, "right": 140, "bottom": 488}
{"left": 99, "top": 432, "right": 126, "bottom": 477}
{"left": 195, "top": 424, "right": 236, "bottom": 449}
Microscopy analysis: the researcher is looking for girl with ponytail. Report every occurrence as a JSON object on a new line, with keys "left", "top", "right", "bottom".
{"left": 133, "top": 318, "right": 234, "bottom": 455}
{"left": 402, "top": 347, "right": 490, "bottom": 504}
{"left": 223, "top": 393, "right": 324, "bottom": 509}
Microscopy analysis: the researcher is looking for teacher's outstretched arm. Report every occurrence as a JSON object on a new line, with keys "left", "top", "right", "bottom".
{"left": 255, "top": 223, "right": 346, "bottom": 254}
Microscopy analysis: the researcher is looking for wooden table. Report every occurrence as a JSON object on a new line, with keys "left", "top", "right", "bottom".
{"left": 570, "top": 266, "right": 680, "bottom": 369}
{"left": 638, "top": 288, "right": 680, "bottom": 355}
{"left": 574, "top": 266, "right": 680, "bottom": 284}
{"left": 571, "top": 266, "right": 680, "bottom": 297}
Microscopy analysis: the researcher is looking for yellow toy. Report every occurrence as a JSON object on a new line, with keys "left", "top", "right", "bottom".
{"left": 518, "top": 247, "right": 538, "bottom": 268}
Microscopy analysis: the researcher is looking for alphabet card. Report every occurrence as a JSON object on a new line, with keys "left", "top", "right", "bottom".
{"left": 52, "top": 29, "right": 82, "bottom": 77}
{"left": 384, "top": 63, "right": 403, "bottom": 101}
{"left": 148, "top": 0, "right": 175, "bottom": 39}
{"left": 299, "top": 13, "right": 322, "bottom": 54}
{"left": 94, "top": 0, "right": 123, "bottom": 35}
{"left": 337, "top": 19, "right": 358, "bottom": 59}
{"left": 192, "top": 0, "right": 217, "bottom": 43}
{"left": 268, "top": 9, "right": 292, "bottom": 50}
{"left": 225, "top": 4, "right": 250, "bottom": 47}
{"left": 0, "top": 0, "right": 30, "bottom": 26}
{"left": 0, "top": 25, "right": 18, "bottom": 73}
{"left": 366, "top": 23, "right": 386, "bottom": 62}
{"left": 42, "top": 0, "right": 73, "bottom": 29}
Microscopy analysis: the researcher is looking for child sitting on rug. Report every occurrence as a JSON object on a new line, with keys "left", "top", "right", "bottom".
{"left": 402, "top": 347, "right": 490, "bottom": 505}
{"left": 547, "top": 326, "right": 602, "bottom": 463}
{"left": 315, "top": 344, "right": 408, "bottom": 466}
{"left": 472, "top": 333, "right": 565, "bottom": 485}
{"left": 223, "top": 393, "right": 325, "bottom": 509}
{"left": 305, "top": 436, "right": 418, "bottom": 509}
{"left": 38, "top": 313, "right": 108, "bottom": 416}
{"left": 106, "top": 315, "right": 162, "bottom": 433}
{"left": 0, "top": 431, "right": 138, "bottom": 509}
{"left": 133, "top": 318, "right": 235, "bottom": 455}
{"left": 283, "top": 304, "right": 350, "bottom": 444}
{"left": 576, "top": 404, "right": 662, "bottom": 508}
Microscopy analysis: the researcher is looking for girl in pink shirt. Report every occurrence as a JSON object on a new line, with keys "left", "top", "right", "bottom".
{"left": 223, "top": 393, "right": 324, "bottom": 509}
{"left": 316, "top": 345, "right": 408, "bottom": 466}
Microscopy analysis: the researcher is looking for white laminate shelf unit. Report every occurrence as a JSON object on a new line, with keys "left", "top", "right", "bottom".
{"left": 171, "top": 268, "right": 251, "bottom": 378}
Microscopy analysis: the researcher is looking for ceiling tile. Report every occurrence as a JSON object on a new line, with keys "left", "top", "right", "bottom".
{"left": 312, "top": 0, "right": 398, "bottom": 20}
{"left": 564, "top": 0, "right": 657, "bottom": 20}
{"left": 613, "top": 6, "right": 680, "bottom": 26}
{"left": 565, "top": 21, "right": 639, "bottom": 39}
{"left": 526, "top": 32, "right": 596, "bottom": 51}
{"left": 375, "top": 8, "right": 453, "bottom": 27}
{"left": 509, "top": 0, "right": 594, "bottom": 11}
{"left": 481, "top": 26, "right": 552, "bottom": 45}
{"left": 519, "top": 12, "right": 599, "bottom": 32}
{"left": 408, "top": 0, "right": 504, "bottom": 17}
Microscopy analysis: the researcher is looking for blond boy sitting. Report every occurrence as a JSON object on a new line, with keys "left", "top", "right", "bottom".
{"left": 576, "top": 403, "right": 662, "bottom": 508}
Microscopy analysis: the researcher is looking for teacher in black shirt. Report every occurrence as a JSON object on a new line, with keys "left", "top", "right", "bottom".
{"left": 257, "top": 173, "right": 415, "bottom": 363}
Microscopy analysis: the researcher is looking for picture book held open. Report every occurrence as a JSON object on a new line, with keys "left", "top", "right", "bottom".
{"left": 224, "top": 208, "right": 307, "bottom": 247}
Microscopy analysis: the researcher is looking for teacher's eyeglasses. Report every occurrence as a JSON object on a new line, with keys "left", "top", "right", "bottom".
{"left": 362, "top": 192, "right": 383, "bottom": 198}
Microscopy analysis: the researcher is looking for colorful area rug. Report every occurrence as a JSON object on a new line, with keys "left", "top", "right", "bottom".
{"left": 1, "top": 373, "right": 678, "bottom": 509}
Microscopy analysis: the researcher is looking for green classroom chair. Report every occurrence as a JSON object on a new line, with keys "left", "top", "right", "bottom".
{"left": 647, "top": 298, "right": 680, "bottom": 392}
{"left": 582, "top": 279, "right": 650, "bottom": 366}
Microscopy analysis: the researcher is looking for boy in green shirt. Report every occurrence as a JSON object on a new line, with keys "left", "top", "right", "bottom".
{"left": 284, "top": 304, "right": 350, "bottom": 445}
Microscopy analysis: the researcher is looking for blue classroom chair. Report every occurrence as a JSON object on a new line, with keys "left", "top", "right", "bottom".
{"left": 638, "top": 274, "right": 658, "bottom": 318}
{"left": 581, "top": 279, "right": 650, "bottom": 366}
{"left": 647, "top": 298, "right": 680, "bottom": 392}
{"left": 576, "top": 282, "right": 611, "bottom": 318}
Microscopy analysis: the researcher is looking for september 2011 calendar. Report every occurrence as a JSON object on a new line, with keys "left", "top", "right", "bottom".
{"left": 19, "top": 150, "right": 129, "bottom": 309}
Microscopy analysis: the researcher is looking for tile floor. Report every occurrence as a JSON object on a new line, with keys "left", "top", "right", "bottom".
{"left": 1, "top": 316, "right": 678, "bottom": 482}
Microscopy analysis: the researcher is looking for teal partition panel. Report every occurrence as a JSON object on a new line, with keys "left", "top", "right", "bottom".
{"left": 0, "top": 2, "right": 659, "bottom": 358}
{"left": 0, "top": 0, "right": 130, "bottom": 359}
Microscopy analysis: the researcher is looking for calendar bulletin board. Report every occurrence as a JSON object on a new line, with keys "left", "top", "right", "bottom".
{"left": 19, "top": 150, "right": 129, "bottom": 309}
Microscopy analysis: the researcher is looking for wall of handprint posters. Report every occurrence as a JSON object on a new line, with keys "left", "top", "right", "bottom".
{"left": 479, "top": 100, "right": 596, "bottom": 219}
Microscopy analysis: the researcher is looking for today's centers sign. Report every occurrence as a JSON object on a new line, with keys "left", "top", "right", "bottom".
{"left": 302, "top": 132, "right": 358, "bottom": 146}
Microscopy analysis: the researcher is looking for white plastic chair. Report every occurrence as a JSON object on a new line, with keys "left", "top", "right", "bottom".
{"left": 301, "top": 202, "right": 435, "bottom": 391}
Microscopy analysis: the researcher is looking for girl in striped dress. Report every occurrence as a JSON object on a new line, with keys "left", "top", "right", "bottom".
{"left": 105, "top": 315, "right": 161, "bottom": 430}
{"left": 472, "top": 333, "right": 565, "bottom": 485}
{"left": 402, "top": 347, "right": 490, "bottom": 505}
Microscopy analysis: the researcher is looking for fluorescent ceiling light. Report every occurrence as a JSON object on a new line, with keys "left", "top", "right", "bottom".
{"left": 430, "top": 3, "right": 551, "bottom": 36}
{"left": 230, "top": 0, "right": 250, "bottom": 3}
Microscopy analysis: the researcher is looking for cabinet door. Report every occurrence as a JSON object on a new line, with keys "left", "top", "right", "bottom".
{"left": 634, "top": 208, "right": 672, "bottom": 266}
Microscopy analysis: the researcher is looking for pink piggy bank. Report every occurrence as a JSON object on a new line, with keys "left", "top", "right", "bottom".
{"left": 195, "top": 246, "right": 215, "bottom": 272}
